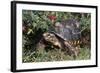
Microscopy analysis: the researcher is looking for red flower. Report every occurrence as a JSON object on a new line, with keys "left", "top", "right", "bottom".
{"left": 48, "top": 15, "right": 56, "bottom": 21}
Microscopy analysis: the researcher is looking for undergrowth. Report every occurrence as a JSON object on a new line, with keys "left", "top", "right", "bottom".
{"left": 22, "top": 47, "right": 91, "bottom": 63}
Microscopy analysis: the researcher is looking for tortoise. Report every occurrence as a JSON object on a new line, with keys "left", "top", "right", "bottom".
{"left": 39, "top": 19, "right": 82, "bottom": 58}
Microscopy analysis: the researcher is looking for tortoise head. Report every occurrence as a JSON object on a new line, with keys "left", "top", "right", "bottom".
{"left": 43, "top": 32, "right": 62, "bottom": 48}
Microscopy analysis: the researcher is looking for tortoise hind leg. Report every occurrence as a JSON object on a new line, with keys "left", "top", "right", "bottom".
{"left": 64, "top": 41, "right": 80, "bottom": 59}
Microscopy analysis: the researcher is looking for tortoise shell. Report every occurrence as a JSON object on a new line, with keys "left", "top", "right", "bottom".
{"left": 50, "top": 19, "right": 81, "bottom": 41}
